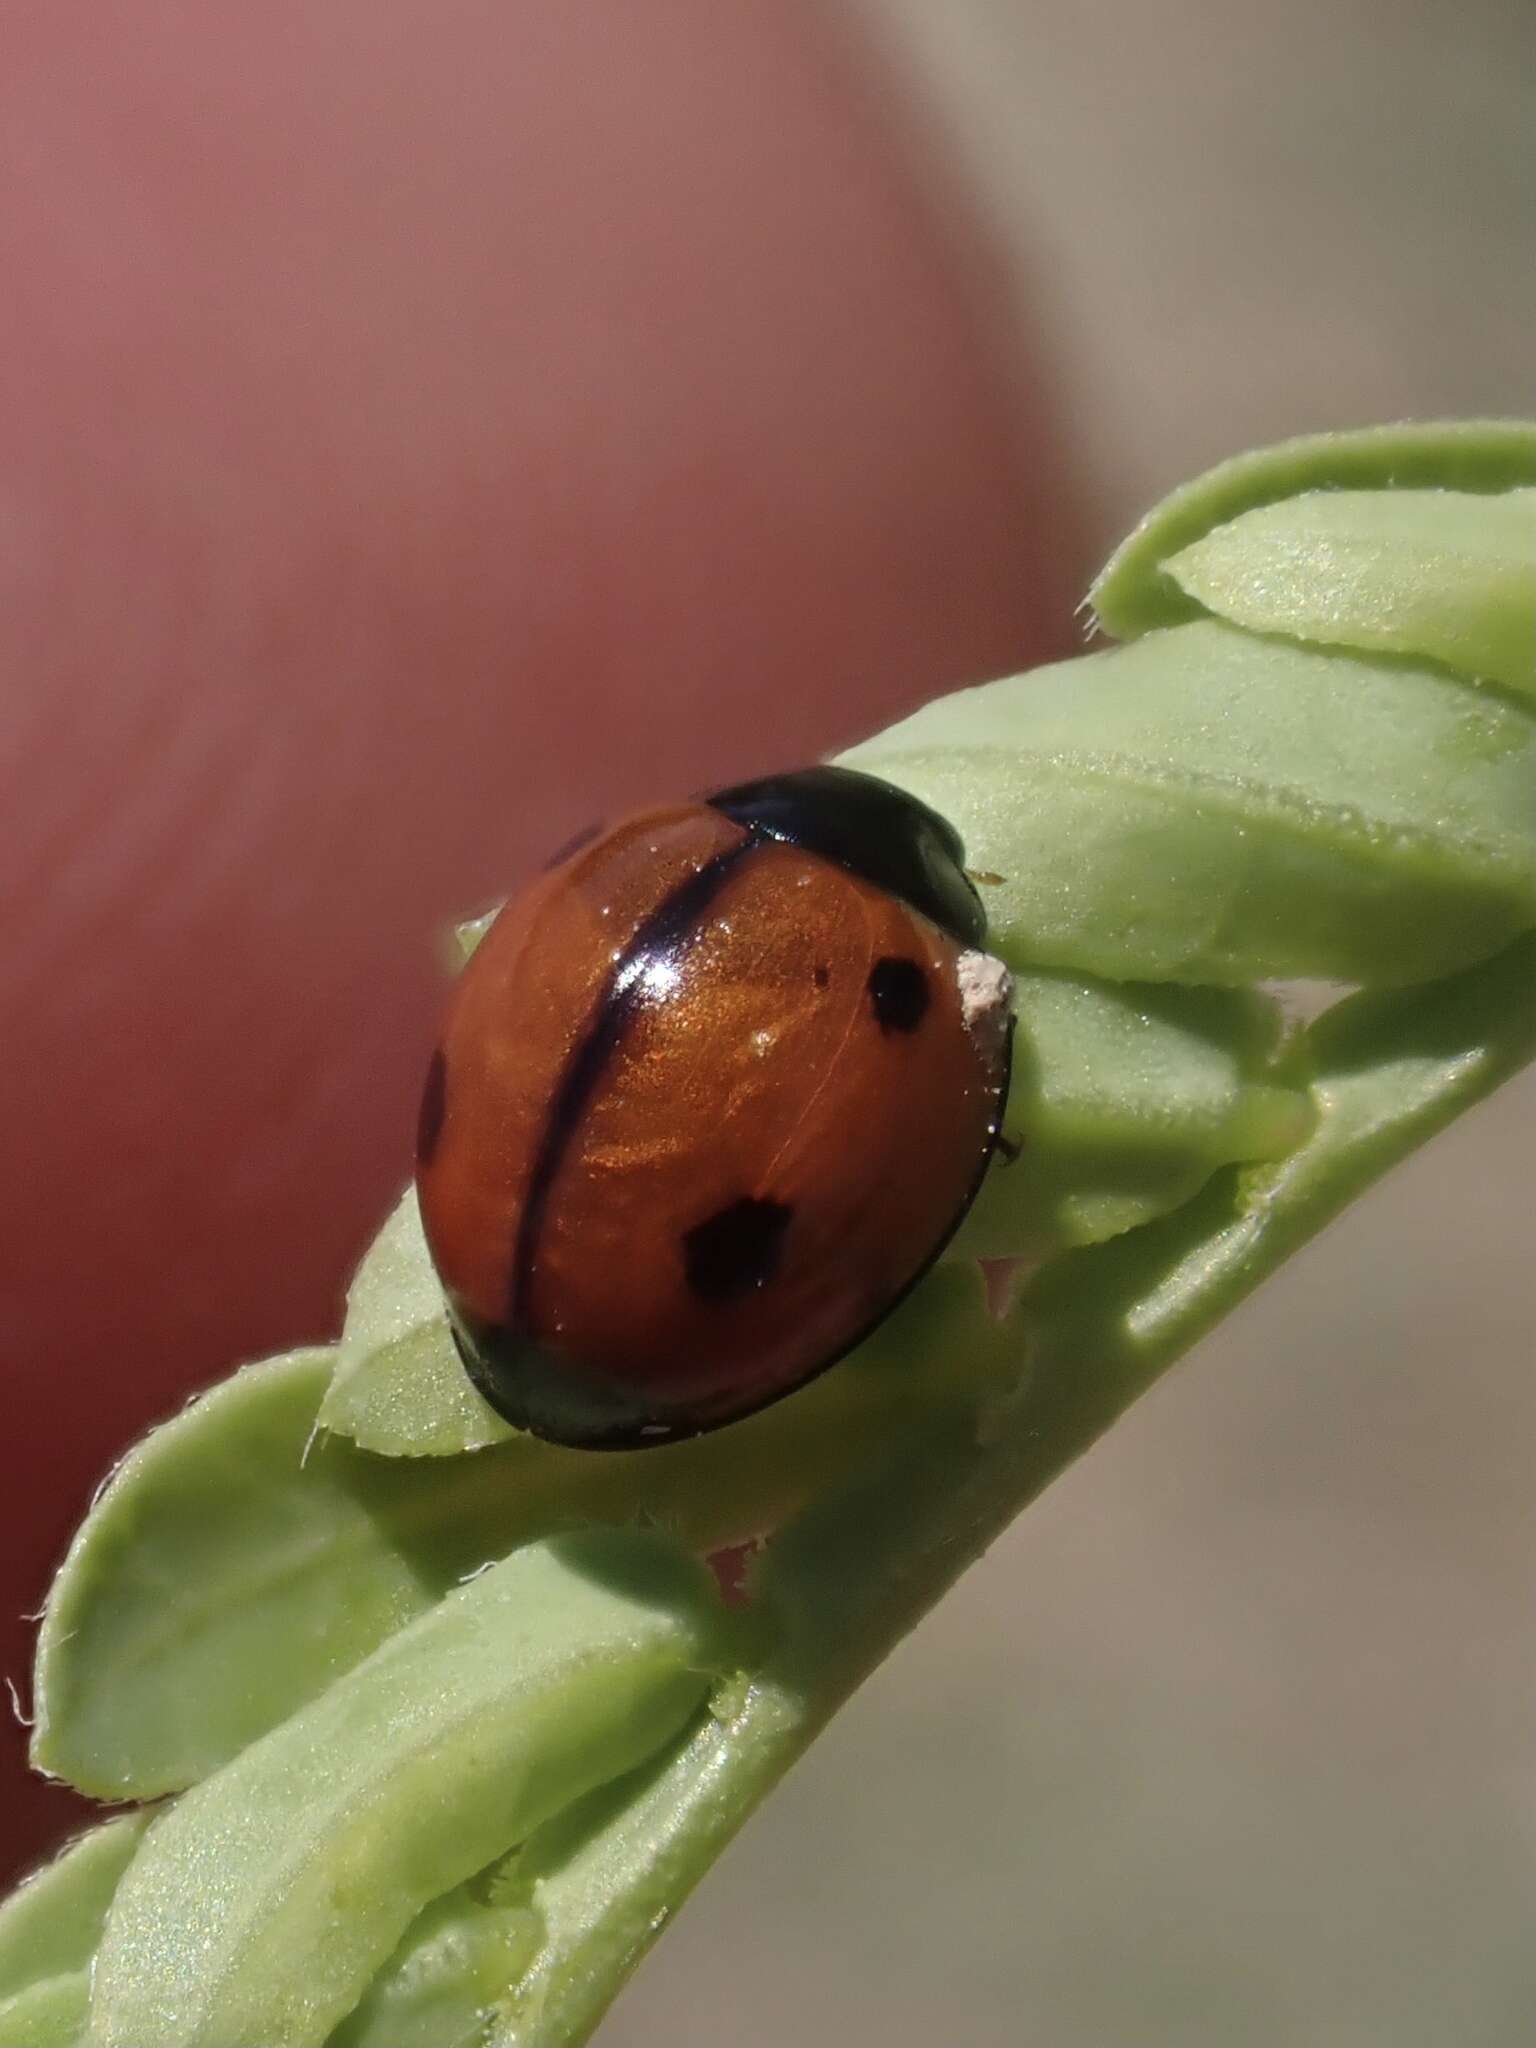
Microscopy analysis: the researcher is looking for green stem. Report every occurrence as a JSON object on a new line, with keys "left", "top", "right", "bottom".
{"left": 502, "top": 931, "right": 1535, "bottom": 2046}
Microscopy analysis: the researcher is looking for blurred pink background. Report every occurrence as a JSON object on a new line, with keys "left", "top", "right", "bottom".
{"left": 5, "top": 4, "right": 1535, "bottom": 2042}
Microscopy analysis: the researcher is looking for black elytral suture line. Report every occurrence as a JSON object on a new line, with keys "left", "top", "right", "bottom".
{"left": 507, "top": 836, "right": 758, "bottom": 1338}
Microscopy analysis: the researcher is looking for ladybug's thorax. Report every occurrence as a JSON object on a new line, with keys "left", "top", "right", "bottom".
{"left": 707, "top": 765, "right": 987, "bottom": 946}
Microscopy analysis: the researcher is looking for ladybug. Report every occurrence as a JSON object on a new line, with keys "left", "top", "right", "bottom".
{"left": 415, "top": 765, "right": 1013, "bottom": 1448}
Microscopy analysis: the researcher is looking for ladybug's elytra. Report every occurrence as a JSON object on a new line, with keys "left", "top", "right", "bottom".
{"left": 415, "top": 766, "right": 1013, "bottom": 1449}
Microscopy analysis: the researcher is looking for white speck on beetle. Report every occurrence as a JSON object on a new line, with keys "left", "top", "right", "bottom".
{"left": 957, "top": 950, "right": 1014, "bottom": 1049}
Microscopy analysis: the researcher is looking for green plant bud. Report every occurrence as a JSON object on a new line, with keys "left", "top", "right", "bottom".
{"left": 1091, "top": 419, "right": 1536, "bottom": 639}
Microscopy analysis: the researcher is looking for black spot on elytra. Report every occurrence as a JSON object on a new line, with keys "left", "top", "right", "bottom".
{"left": 813, "top": 964, "right": 830, "bottom": 989}
{"left": 683, "top": 1197, "right": 793, "bottom": 1301}
{"left": 867, "top": 956, "right": 929, "bottom": 1034}
{"left": 417, "top": 1048, "right": 448, "bottom": 1166}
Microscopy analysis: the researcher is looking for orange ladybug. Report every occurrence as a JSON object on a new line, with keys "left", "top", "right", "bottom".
{"left": 415, "top": 766, "right": 1012, "bottom": 1447}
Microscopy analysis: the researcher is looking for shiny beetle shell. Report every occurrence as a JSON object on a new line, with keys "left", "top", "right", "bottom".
{"left": 415, "top": 766, "right": 1012, "bottom": 1447}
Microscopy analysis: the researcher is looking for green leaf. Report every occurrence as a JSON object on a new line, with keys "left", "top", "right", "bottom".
{"left": 451, "top": 907, "right": 499, "bottom": 963}
{"left": 841, "top": 620, "right": 1536, "bottom": 986}
{"left": 323, "top": 1191, "right": 518, "bottom": 1454}
{"left": 326, "top": 1881, "right": 539, "bottom": 2048}
{"left": 89, "top": 1530, "right": 727, "bottom": 2048}
{"left": 0, "top": 1814, "right": 148, "bottom": 2001}
{"left": 485, "top": 1714, "right": 782, "bottom": 2048}
{"left": 1165, "top": 488, "right": 1536, "bottom": 696}
{"left": 1090, "top": 419, "right": 1536, "bottom": 640}
{"left": 34, "top": 1265, "right": 1009, "bottom": 1801}
{"left": 954, "top": 973, "right": 1310, "bottom": 1258}
{"left": 0, "top": 1975, "right": 87, "bottom": 2048}
{"left": 322, "top": 1724, "right": 788, "bottom": 2048}
{"left": 32, "top": 1351, "right": 437, "bottom": 1800}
